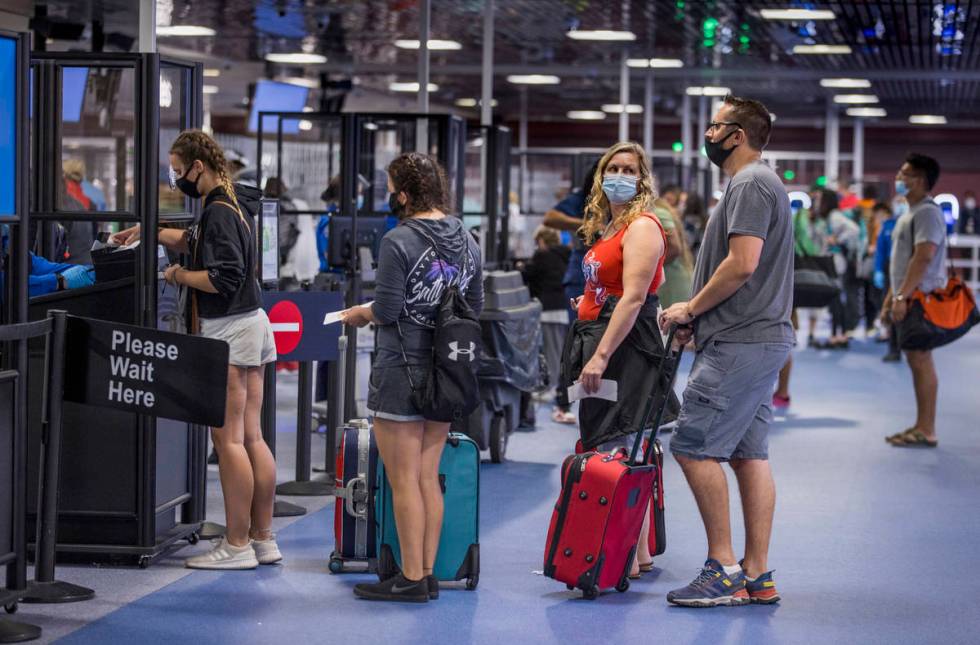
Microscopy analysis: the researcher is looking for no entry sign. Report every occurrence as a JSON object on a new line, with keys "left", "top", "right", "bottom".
{"left": 262, "top": 291, "right": 344, "bottom": 362}
{"left": 268, "top": 300, "right": 303, "bottom": 355}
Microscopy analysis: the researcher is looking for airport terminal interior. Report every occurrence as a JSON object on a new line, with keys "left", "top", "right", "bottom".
{"left": 0, "top": 1, "right": 979, "bottom": 643}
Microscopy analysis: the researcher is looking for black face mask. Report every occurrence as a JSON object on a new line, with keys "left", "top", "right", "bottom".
{"left": 704, "top": 129, "right": 740, "bottom": 168}
{"left": 388, "top": 192, "right": 405, "bottom": 218}
{"left": 176, "top": 164, "right": 203, "bottom": 199}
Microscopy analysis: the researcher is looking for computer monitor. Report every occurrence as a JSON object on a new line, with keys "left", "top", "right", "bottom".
{"left": 0, "top": 35, "right": 16, "bottom": 216}
{"left": 62, "top": 66, "right": 88, "bottom": 123}
{"left": 247, "top": 80, "right": 310, "bottom": 135}
{"left": 327, "top": 216, "right": 388, "bottom": 269}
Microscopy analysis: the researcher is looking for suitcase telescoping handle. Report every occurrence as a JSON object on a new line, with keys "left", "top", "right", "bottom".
{"left": 627, "top": 324, "right": 688, "bottom": 466}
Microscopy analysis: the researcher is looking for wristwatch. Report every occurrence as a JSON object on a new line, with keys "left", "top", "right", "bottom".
{"left": 894, "top": 293, "right": 906, "bottom": 303}
{"left": 56, "top": 273, "right": 67, "bottom": 291}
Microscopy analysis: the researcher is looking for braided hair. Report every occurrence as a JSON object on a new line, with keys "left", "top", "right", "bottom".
{"left": 387, "top": 152, "right": 451, "bottom": 218}
{"left": 169, "top": 130, "right": 246, "bottom": 227}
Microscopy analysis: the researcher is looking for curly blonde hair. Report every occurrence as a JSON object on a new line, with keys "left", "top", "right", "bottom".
{"left": 579, "top": 141, "right": 656, "bottom": 245}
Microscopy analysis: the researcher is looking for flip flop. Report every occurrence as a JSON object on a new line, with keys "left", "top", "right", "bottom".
{"left": 885, "top": 428, "right": 916, "bottom": 444}
{"left": 890, "top": 429, "right": 938, "bottom": 448}
{"left": 639, "top": 561, "right": 655, "bottom": 573}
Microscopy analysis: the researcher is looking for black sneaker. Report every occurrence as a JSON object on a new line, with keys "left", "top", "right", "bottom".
{"left": 353, "top": 574, "right": 428, "bottom": 603}
{"left": 427, "top": 575, "right": 439, "bottom": 600}
{"left": 882, "top": 352, "right": 901, "bottom": 363}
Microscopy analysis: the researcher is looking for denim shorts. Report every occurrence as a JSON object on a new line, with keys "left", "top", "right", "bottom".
{"left": 669, "top": 340, "right": 791, "bottom": 461}
{"left": 367, "top": 363, "right": 430, "bottom": 422}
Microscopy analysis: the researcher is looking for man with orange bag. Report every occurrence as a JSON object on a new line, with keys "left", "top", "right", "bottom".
{"left": 882, "top": 153, "right": 946, "bottom": 448}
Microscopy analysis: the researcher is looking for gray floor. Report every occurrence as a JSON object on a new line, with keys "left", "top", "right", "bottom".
{"left": 9, "top": 370, "right": 330, "bottom": 644}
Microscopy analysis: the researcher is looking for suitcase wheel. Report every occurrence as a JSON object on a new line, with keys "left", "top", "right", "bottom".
{"left": 582, "top": 586, "right": 599, "bottom": 600}
{"left": 328, "top": 558, "right": 344, "bottom": 574}
{"left": 616, "top": 579, "right": 630, "bottom": 593}
{"left": 565, "top": 584, "right": 575, "bottom": 591}
{"left": 465, "top": 574, "right": 479, "bottom": 591}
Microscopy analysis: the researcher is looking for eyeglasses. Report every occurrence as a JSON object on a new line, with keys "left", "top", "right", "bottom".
{"left": 708, "top": 121, "right": 743, "bottom": 131}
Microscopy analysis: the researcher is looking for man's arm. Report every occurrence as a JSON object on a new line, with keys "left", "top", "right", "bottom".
{"left": 688, "top": 234, "right": 763, "bottom": 316}
{"left": 542, "top": 209, "right": 583, "bottom": 232}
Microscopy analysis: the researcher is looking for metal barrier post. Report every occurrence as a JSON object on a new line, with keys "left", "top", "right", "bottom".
{"left": 263, "top": 363, "right": 306, "bottom": 516}
{"left": 22, "top": 311, "right": 93, "bottom": 604}
{"left": 275, "top": 361, "right": 331, "bottom": 496}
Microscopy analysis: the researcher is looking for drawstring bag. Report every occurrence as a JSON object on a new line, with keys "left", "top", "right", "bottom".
{"left": 898, "top": 275, "right": 980, "bottom": 350}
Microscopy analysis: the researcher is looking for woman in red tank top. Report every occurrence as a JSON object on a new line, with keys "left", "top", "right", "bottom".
{"left": 568, "top": 141, "right": 667, "bottom": 578}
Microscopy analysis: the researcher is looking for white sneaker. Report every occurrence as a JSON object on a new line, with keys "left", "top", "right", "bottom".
{"left": 185, "top": 538, "right": 258, "bottom": 570}
{"left": 252, "top": 536, "right": 283, "bottom": 565}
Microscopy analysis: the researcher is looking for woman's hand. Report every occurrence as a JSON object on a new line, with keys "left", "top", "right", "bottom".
{"left": 340, "top": 305, "right": 373, "bottom": 328}
{"left": 110, "top": 225, "right": 141, "bottom": 246}
{"left": 569, "top": 295, "right": 583, "bottom": 310}
{"left": 163, "top": 264, "right": 182, "bottom": 285}
{"left": 579, "top": 352, "right": 609, "bottom": 395}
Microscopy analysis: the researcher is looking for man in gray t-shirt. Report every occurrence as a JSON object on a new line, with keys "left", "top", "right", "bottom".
{"left": 883, "top": 154, "right": 946, "bottom": 449}
{"left": 660, "top": 96, "right": 794, "bottom": 607}
{"left": 659, "top": 95, "right": 794, "bottom": 608}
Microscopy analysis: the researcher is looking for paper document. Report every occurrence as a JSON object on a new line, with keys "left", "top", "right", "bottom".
{"left": 566, "top": 379, "right": 618, "bottom": 403}
{"left": 323, "top": 301, "right": 374, "bottom": 325}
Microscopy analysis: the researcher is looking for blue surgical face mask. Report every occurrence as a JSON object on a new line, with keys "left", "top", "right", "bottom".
{"left": 602, "top": 174, "right": 638, "bottom": 204}
{"left": 894, "top": 179, "right": 909, "bottom": 196}
{"left": 356, "top": 195, "right": 364, "bottom": 210}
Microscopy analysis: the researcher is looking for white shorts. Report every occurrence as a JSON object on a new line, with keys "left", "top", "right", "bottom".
{"left": 199, "top": 309, "right": 277, "bottom": 368}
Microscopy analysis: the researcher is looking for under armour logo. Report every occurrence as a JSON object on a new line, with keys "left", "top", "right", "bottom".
{"left": 448, "top": 341, "right": 476, "bottom": 362}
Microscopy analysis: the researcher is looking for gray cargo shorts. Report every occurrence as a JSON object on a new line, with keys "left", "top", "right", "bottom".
{"left": 669, "top": 340, "right": 791, "bottom": 462}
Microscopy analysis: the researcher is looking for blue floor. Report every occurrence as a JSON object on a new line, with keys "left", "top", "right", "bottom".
{"left": 53, "top": 329, "right": 980, "bottom": 644}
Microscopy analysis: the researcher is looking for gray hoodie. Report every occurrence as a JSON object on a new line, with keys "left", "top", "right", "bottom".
{"left": 370, "top": 216, "right": 483, "bottom": 368}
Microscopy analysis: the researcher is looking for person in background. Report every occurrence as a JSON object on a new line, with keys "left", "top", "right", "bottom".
{"left": 342, "top": 153, "right": 483, "bottom": 602}
{"left": 883, "top": 154, "right": 946, "bottom": 448}
{"left": 813, "top": 188, "right": 861, "bottom": 349}
{"left": 660, "top": 184, "right": 683, "bottom": 211}
{"left": 683, "top": 192, "right": 709, "bottom": 254}
{"left": 871, "top": 201, "right": 901, "bottom": 362}
{"left": 858, "top": 192, "right": 883, "bottom": 337}
{"left": 654, "top": 195, "right": 694, "bottom": 309}
{"left": 316, "top": 175, "right": 342, "bottom": 273}
{"left": 543, "top": 162, "right": 600, "bottom": 320}
{"left": 772, "top": 195, "right": 822, "bottom": 409}
{"left": 957, "top": 190, "right": 979, "bottom": 234}
{"left": 521, "top": 225, "right": 574, "bottom": 424}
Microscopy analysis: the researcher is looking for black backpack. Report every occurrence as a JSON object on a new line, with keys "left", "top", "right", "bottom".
{"left": 397, "top": 221, "right": 482, "bottom": 422}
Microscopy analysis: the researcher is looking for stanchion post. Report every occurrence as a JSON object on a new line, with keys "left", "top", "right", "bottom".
{"left": 22, "top": 310, "right": 94, "bottom": 604}
{"left": 264, "top": 363, "right": 305, "bottom": 517}
{"left": 275, "top": 361, "right": 331, "bottom": 496}
{"left": 323, "top": 334, "right": 347, "bottom": 481}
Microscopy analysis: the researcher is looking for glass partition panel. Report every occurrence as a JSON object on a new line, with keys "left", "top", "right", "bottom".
{"left": 57, "top": 65, "right": 135, "bottom": 213}
{"left": 159, "top": 64, "right": 189, "bottom": 216}
{"left": 463, "top": 131, "right": 486, "bottom": 214}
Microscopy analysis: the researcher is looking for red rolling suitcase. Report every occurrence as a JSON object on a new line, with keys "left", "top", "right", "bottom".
{"left": 543, "top": 333, "right": 683, "bottom": 599}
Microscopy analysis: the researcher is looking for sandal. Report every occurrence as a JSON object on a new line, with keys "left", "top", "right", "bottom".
{"left": 889, "top": 429, "right": 938, "bottom": 448}
{"left": 885, "top": 428, "right": 916, "bottom": 444}
{"left": 551, "top": 409, "right": 577, "bottom": 425}
{"left": 638, "top": 561, "right": 655, "bottom": 573}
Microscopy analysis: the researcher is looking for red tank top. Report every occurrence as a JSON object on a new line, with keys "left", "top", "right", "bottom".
{"left": 578, "top": 212, "right": 667, "bottom": 321}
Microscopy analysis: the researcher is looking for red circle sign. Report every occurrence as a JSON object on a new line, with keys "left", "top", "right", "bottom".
{"left": 268, "top": 300, "right": 304, "bottom": 356}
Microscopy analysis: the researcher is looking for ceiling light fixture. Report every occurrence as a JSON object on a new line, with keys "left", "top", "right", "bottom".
{"left": 601, "top": 104, "right": 643, "bottom": 114}
{"left": 820, "top": 78, "right": 871, "bottom": 88}
{"left": 389, "top": 81, "right": 439, "bottom": 92}
{"left": 265, "top": 52, "right": 328, "bottom": 64}
{"left": 202, "top": 85, "right": 219, "bottom": 94}
{"left": 506, "top": 74, "right": 560, "bottom": 85}
{"left": 846, "top": 107, "right": 886, "bottom": 117}
{"left": 760, "top": 9, "right": 836, "bottom": 20}
{"left": 833, "top": 94, "right": 879, "bottom": 104}
{"left": 566, "top": 30, "right": 636, "bottom": 41}
{"left": 156, "top": 25, "right": 216, "bottom": 37}
{"left": 909, "top": 114, "right": 947, "bottom": 124}
{"left": 567, "top": 110, "right": 607, "bottom": 120}
{"left": 394, "top": 39, "right": 462, "bottom": 50}
{"left": 793, "top": 44, "right": 852, "bottom": 55}
{"left": 686, "top": 86, "right": 731, "bottom": 96}
{"left": 454, "top": 98, "right": 498, "bottom": 107}
{"left": 298, "top": 120, "right": 314, "bottom": 131}
{"left": 203, "top": 68, "right": 221, "bottom": 77}
{"left": 651, "top": 58, "right": 684, "bottom": 68}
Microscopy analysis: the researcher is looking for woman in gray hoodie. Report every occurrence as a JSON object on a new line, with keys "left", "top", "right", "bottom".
{"left": 341, "top": 153, "right": 483, "bottom": 602}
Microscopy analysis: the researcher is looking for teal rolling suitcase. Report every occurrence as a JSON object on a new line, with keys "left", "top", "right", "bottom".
{"left": 376, "top": 433, "right": 480, "bottom": 589}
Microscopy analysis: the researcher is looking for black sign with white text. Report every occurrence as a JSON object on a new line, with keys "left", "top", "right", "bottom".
{"left": 62, "top": 316, "right": 229, "bottom": 427}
